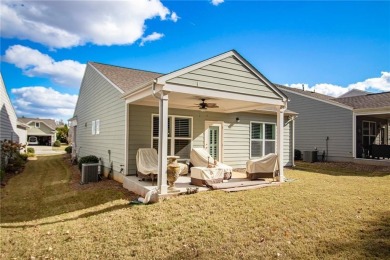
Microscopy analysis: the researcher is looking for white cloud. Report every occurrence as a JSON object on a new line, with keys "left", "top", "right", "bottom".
{"left": 3, "top": 45, "right": 85, "bottom": 87}
{"left": 284, "top": 72, "right": 390, "bottom": 97}
{"left": 1, "top": 0, "right": 177, "bottom": 48}
{"left": 11, "top": 86, "right": 78, "bottom": 121}
{"left": 140, "top": 32, "right": 164, "bottom": 46}
{"left": 170, "top": 12, "right": 179, "bottom": 22}
{"left": 348, "top": 71, "right": 390, "bottom": 92}
{"left": 211, "top": 0, "right": 224, "bottom": 6}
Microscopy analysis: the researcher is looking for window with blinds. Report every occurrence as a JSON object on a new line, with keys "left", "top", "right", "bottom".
{"left": 152, "top": 115, "right": 192, "bottom": 159}
{"left": 250, "top": 122, "right": 276, "bottom": 158}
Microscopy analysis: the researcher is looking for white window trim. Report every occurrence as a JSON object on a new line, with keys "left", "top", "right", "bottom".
{"left": 151, "top": 114, "right": 193, "bottom": 159}
{"left": 35, "top": 122, "right": 40, "bottom": 128}
{"left": 250, "top": 121, "right": 276, "bottom": 159}
{"left": 92, "top": 120, "right": 96, "bottom": 135}
{"left": 362, "top": 120, "right": 376, "bottom": 145}
{"left": 95, "top": 119, "right": 100, "bottom": 135}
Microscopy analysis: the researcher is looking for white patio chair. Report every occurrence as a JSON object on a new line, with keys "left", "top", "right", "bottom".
{"left": 246, "top": 153, "right": 279, "bottom": 180}
{"left": 136, "top": 148, "right": 188, "bottom": 184}
{"left": 190, "top": 148, "right": 232, "bottom": 179}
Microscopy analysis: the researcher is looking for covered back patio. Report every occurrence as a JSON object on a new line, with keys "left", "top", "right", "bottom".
{"left": 122, "top": 50, "right": 295, "bottom": 199}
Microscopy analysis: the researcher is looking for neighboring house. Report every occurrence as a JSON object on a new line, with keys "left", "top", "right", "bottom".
{"left": 338, "top": 89, "right": 370, "bottom": 98}
{"left": 277, "top": 85, "right": 390, "bottom": 162}
{"left": 18, "top": 118, "right": 58, "bottom": 146}
{"left": 0, "top": 73, "right": 28, "bottom": 143}
{"left": 71, "top": 50, "right": 297, "bottom": 194}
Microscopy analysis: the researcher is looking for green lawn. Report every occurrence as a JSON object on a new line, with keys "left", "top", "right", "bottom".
{"left": 1, "top": 156, "right": 389, "bottom": 259}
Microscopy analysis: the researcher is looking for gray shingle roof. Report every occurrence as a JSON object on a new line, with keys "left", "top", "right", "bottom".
{"left": 332, "top": 92, "right": 390, "bottom": 109}
{"left": 17, "top": 118, "right": 59, "bottom": 130}
{"left": 90, "top": 62, "right": 163, "bottom": 93}
{"left": 275, "top": 84, "right": 390, "bottom": 110}
{"left": 275, "top": 84, "right": 338, "bottom": 102}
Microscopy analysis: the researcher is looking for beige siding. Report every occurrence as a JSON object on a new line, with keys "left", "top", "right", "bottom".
{"left": 281, "top": 90, "right": 353, "bottom": 161}
{"left": 127, "top": 105, "right": 292, "bottom": 174}
{"left": 74, "top": 64, "right": 126, "bottom": 175}
{"left": 27, "top": 122, "right": 54, "bottom": 136}
{"left": 167, "top": 56, "right": 280, "bottom": 100}
{"left": 0, "top": 74, "right": 19, "bottom": 142}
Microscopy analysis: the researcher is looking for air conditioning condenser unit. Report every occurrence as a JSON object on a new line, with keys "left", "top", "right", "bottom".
{"left": 80, "top": 163, "right": 100, "bottom": 184}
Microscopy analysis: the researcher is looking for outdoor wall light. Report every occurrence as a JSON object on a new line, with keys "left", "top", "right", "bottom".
{"left": 236, "top": 117, "right": 240, "bottom": 123}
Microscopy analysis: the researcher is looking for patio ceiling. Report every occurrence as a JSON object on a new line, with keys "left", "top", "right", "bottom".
{"left": 130, "top": 92, "right": 284, "bottom": 114}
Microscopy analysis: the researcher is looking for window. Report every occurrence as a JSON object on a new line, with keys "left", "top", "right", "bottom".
{"left": 362, "top": 121, "right": 376, "bottom": 147}
{"left": 250, "top": 122, "right": 276, "bottom": 158}
{"left": 95, "top": 120, "right": 100, "bottom": 135}
{"left": 152, "top": 115, "right": 192, "bottom": 159}
{"left": 35, "top": 122, "right": 40, "bottom": 128}
{"left": 91, "top": 120, "right": 100, "bottom": 135}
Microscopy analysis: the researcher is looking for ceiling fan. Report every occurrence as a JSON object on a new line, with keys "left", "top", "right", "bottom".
{"left": 196, "top": 99, "right": 219, "bottom": 111}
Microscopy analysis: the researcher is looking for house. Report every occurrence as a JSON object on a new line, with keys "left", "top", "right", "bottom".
{"left": 71, "top": 50, "right": 297, "bottom": 195}
{"left": 0, "top": 73, "right": 28, "bottom": 144}
{"left": 277, "top": 85, "right": 390, "bottom": 162}
{"left": 17, "top": 118, "right": 59, "bottom": 146}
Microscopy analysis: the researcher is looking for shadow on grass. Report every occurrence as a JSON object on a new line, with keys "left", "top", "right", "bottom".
{"left": 0, "top": 155, "right": 136, "bottom": 224}
{"left": 291, "top": 161, "right": 390, "bottom": 177}
{"left": 321, "top": 211, "right": 390, "bottom": 258}
{"left": 0, "top": 203, "right": 134, "bottom": 228}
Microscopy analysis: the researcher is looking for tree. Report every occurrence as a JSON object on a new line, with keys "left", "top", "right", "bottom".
{"left": 56, "top": 124, "right": 69, "bottom": 143}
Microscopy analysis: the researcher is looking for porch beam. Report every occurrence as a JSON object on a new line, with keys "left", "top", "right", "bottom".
{"left": 157, "top": 94, "right": 169, "bottom": 195}
{"left": 125, "top": 85, "right": 153, "bottom": 104}
{"left": 276, "top": 105, "right": 285, "bottom": 182}
{"left": 223, "top": 104, "right": 273, "bottom": 113}
{"left": 163, "top": 83, "right": 285, "bottom": 106}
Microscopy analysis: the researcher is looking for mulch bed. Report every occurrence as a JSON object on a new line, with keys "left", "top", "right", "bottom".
{"left": 64, "top": 155, "right": 137, "bottom": 200}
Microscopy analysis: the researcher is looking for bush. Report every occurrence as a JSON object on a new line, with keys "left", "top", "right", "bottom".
{"left": 27, "top": 152, "right": 35, "bottom": 158}
{"left": 78, "top": 155, "right": 99, "bottom": 170}
{"left": 65, "top": 146, "right": 72, "bottom": 154}
{"left": 19, "top": 153, "right": 28, "bottom": 161}
{"left": 53, "top": 140, "right": 61, "bottom": 147}
{"left": 27, "top": 147, "right": 35, "bottom": 153}
{"left": 0, "top": 168, "right": 5, "bottom": 181}
{"left": 294, "top": 149, "right": 302, "bottom": 160}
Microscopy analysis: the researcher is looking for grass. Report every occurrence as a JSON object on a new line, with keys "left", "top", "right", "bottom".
{"left": 1, "top": 157, "right": 389, "bottom": 259}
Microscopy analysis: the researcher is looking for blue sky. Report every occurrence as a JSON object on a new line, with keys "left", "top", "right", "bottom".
{"left": 1, "top": 0, "right": 389, "bottom": 121}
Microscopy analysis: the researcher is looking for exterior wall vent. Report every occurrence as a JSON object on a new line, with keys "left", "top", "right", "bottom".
{"left": 80, "top": 163, "right": 100, "bottom": 184}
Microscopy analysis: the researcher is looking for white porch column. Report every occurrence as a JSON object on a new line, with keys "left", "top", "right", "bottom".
{"left": 276, "top": 106, "right": 285, "bottom": 182}
{"left": 157, "top": 94, "right": 169, "bottom": 194}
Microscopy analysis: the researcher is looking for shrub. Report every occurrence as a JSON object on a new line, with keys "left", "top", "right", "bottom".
{"left": 19, "top": 153, "right": 28, "bottom": 161}
{"left": 27, "top": 147, "right": 35, "bottom": 153}
{"left": 65, "top": 146, "right": 72, "bottom": 154}
{"left": 53, "top": 140, "right": 61, "bottom": 147}
{"left": 0, "top": 168, "right": 4, "bottom": 181}
{"left": 27, "top": 152, "right": 35, "bottom": 158}
{"left": 294, "top": 149, "right": 302, "bottom": 160}
{"left": 78, "top": 155, "right": 99, "bottom": 170}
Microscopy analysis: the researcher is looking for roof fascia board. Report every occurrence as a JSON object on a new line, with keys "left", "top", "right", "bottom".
{"left": 123, "top": 80, "right": 154, "bottom": 98}
{"left": 354, "top": 107, "right": 390, "bottom": 115}
{"left": 281, "top": 87, "right": 353, "bottom": 110}
{"left": 89, "top": 62, "right": 125, "bottom": 94}
{"left": 125, "top": 85, "right": 154, "bottom": 104}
